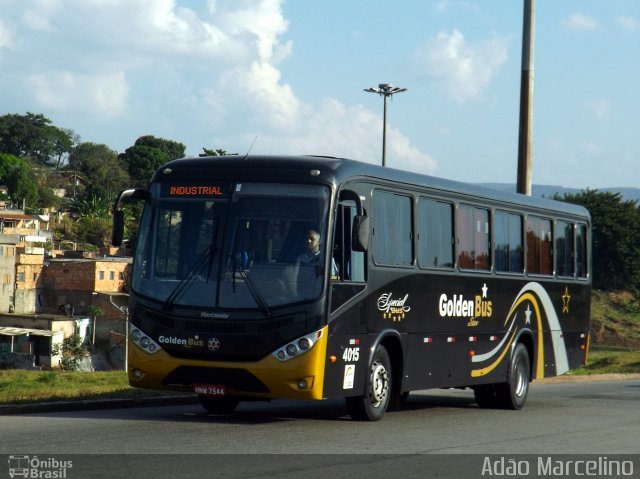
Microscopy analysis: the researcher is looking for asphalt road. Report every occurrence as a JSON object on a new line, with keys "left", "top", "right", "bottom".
{"left": 1, "top": 378, "right": 638, "bottom": 478}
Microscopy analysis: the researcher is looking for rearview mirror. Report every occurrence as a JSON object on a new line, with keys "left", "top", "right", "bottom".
{"left": 352, "top": 215, "right": 370, "bottom": 252}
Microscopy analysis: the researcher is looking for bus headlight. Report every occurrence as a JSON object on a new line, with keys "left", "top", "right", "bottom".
{"left": 130, "top": 325, "right": 161, "bottom": 355}
{"left": 272, "top": 329, "right": 323, "bottom": 362}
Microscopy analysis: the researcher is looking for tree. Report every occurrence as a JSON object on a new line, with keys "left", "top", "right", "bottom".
{"left": 5, "top": 162, "right": 38, "bottom": 208}
{"left": 200, "top": 148, "right": 229, "bottom": 156}
{"left": 52, "top": 335, "right": 89, "bottom": 371}
{"left": 557, "top": 190, "right": 640, "bottom": 292}
{"left": 119, "top": 136, "right": 185, "bottom": 187}
{"left": 67, "top": 142, "right": 129, "bottom": 198}
{"left": 0, "top": 153, "right": 22, "bottom": 178}
{"left": 69, "top": 194, "right": 112, "bottom": 218}
{"left": 75, "top": 216, "right": 112, "bottom": 247}
{"left": 0, "top": 112, "right": 76, "bottom": 166}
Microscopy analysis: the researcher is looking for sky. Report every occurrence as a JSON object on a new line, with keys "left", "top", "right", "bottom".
{"left": 0, "top": 0, "right": 638, "bottom": 189}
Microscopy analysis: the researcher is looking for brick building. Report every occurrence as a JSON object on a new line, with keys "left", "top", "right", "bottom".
{"left": 40, "top": 256, "right": 132, "bottom": 316}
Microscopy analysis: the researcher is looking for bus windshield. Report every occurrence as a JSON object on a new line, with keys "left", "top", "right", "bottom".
{"left": 132, "top": 182, "right": 331, "bottom": 310}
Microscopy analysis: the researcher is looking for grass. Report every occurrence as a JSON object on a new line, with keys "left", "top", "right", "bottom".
{"left": 0, "top": 370, "right": 188, "bottom": 405}
{"left": 590, "top": 289, "right": 640, "bottom": 348}
{"left": 572, "top": 347, "right": 640, "bottom": 375}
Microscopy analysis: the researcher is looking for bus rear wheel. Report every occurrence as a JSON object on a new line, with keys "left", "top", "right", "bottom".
{"left": 345, "top": 344, "right": 391, "bottom": 421}
{"left": 198, "top": 395, "right": 239, "bottom": 414}
{"left": 498, "top": 343, "right": 531, "bottom": 410}
{"left": 473, "top": 343, "right": 530, "bottom": 410}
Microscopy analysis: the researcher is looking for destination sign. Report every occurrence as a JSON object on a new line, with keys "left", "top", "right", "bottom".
{"left": 162, "top": 183, "right": 229, "bottom": 198}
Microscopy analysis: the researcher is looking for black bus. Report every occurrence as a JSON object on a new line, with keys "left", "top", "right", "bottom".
{"left": 112, "top": 155, "right": 590, "bottom": 420}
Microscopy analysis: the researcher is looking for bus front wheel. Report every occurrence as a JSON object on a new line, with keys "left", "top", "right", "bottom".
{"left": 345, "top": 344, "right": 392, "bottom": 421}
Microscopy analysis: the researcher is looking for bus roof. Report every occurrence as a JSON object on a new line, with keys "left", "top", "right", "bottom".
{"left": 156, "top": 155, "right": 590, "bottom": 220}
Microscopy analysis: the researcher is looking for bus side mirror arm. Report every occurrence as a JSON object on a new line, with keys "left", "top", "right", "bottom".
{"left": 352, "top": 215, "right": 370, "bottom": 252}
{"left": 112, "top": 188, "right": 149, "bottom": 246}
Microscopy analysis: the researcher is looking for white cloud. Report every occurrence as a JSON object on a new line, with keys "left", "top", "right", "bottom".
{"left": 218, "top": 61, "right": 304, "bottom": 131}
{"left": 28, "top": 70, "right": 129, "bottom": 118}
{"left": 214, "top": 0, "right": 291, "bottom": 63}
{"left": 0, "top": 0, "right": 437, "bottom": 174}
{"left": 416, "top": 29, "right": 507, "bottom": 104}
{"left": 616, "top": 15, "right": 639, "bottom": 32}
{"left": 252, "top": 98, "right": 437, "bottom": 175}
{"left": 564, "top": 13, "right": 599, "bottom": 31}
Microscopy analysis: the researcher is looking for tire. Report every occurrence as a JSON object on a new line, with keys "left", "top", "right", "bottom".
{"left": 198, "top": 395, "right": 239, "bottom": 414}
{"left": 496, "top": 343, "right": 531, "bottom": 410}
{"left": 345, "top": 345, "right": 392, "bottom": 421}
{"left": 474, "top": 343, "right": 531, "bottom": 410}
{"left": 473, "top": 384, "right": 499, "bottom": 409}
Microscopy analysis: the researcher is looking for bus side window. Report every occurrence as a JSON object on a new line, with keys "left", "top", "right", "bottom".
{"left": 333, "top": 203, "right": 366, "bottom": 282}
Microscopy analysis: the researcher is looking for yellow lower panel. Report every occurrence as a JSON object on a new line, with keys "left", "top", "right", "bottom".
{"left": 128, "top": 326, "right": 328, "bottom": 401}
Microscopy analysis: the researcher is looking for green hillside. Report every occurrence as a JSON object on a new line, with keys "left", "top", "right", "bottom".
{"left": 590, "top": 290, "right": 640, "bottom": 348}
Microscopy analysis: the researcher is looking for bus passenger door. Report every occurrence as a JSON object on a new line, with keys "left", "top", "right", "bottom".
{"left": 330, "top": 201, "right": 367, "bottom": 315}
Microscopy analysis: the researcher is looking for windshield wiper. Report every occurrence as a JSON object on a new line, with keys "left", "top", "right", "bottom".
{"left": 238, "top": 269, "right": 271, "bottom": 317}
{"left": 162, "top": 244, "right": 218, "bottom": 311}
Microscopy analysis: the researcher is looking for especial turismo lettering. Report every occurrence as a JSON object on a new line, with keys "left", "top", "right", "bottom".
{"left": 169, "top": 185, "right": 224, "bottom": 196}
{"left": 377, "top": 293, "right": 411, "bottom": 322}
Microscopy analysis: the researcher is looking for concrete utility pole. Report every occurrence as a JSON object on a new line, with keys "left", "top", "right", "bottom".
{"left": 364, "top": 83, "right": 407, "bottom": 167}
{"left": 516, "top": 0, "right": 535, "bottom": 195}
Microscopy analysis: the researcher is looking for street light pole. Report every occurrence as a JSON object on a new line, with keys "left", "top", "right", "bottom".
{"left": 517, "top": 0, "right": 536, "bottom": 195}
{"left": 364, "top": 83, "right": 407, "bottom": 167}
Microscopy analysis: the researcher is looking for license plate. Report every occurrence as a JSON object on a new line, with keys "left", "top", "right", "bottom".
{"left": 194, "top": 384, "right": 226, "bottom": 397}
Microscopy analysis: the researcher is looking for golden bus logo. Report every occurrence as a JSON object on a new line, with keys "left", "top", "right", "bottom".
{"left": 377, "top": 293, "right": 411, "bottom": 322}
{"left": 438, "top": 283, "right": 493, "bottom": 327}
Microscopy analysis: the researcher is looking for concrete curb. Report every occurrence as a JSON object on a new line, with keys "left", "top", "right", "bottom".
{"left": 0, "top": 395, "right": 199, "bottom": 415}
{"left": 534, "top": 373, "right": 640, "bottom": 384}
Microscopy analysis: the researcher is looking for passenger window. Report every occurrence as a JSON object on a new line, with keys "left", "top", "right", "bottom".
{"left": 494, "top": 211, "right": 524, "bottom": 273}
{"left": 576, "top": 223, "right": 588, "bottom": 278}
{"left": 556, "top": 220, "right": 574, "bottom": 277}
{"left": 372, "top": 191, "right": 413, "bottom": 266}
{"left": 526, "top": 216, "right": 553, "bottom": 275}
{"left": 457, "top": 204, "right": 490, "bottom": 270}
{"left": 417, "top": 198, "right": 454, "bottom": 269}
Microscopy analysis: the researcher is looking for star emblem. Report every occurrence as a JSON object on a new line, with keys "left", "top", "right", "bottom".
{"left": 481, "top": 283, "right": 488, "bottom": 298}
{"left": 524, "top": 304, "right": 532, "bottom": 325}
{"left": 562, "top": 286, "right": 571, "bottom": 314}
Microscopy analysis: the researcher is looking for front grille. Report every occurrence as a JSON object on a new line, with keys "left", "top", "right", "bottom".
{"left": 163, "top": 366, "right": 270, "bottom": 393}
{"left": 138, "top": 307, "right": 297, "bottom": 335}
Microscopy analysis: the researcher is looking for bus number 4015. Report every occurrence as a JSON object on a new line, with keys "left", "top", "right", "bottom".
{"left": 343, "top": 347, "right": 360, "bottom": 362}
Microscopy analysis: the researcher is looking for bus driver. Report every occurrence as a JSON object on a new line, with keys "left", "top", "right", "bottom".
{"left": 298, "top": 230, "right": 338, "bottom": 277}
